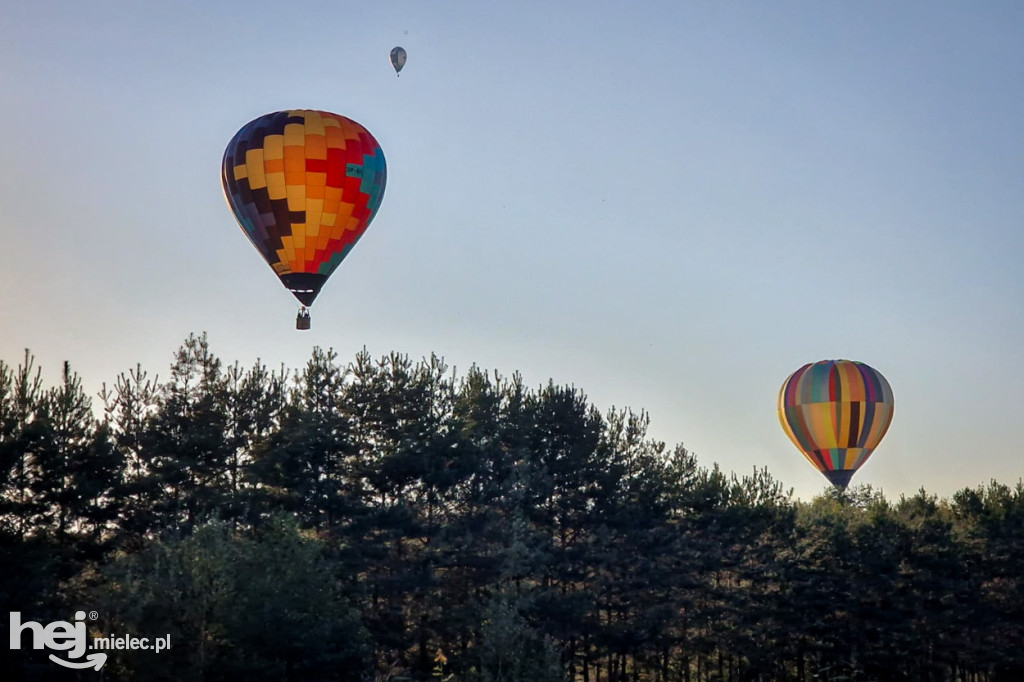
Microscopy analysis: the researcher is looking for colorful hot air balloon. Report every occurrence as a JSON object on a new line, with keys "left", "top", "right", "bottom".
{"left": 221, "top": 110, "right": 386, "bottom": 329}
{"left": 390, "top": 46, "right": 407, "bottom": 75}
{"left": 778, "top": 359, "right": 894, "bottom": 490}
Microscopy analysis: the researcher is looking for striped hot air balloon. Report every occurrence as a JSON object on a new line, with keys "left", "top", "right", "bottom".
{"left": 221, "top": 109, "right": 386, "bottom": 328}
{"left": 778, "top": 360, "right": 894, "bottom": 490}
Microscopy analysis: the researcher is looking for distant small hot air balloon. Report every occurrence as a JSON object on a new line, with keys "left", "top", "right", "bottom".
{"left": 778, "top": 359, "right": 894, "bottom": 490}
{"left": 390, "top": 46, "right": 407, "bottom": 75}
{"left": 221, "top": 109, "right": 387, "bottom": 329}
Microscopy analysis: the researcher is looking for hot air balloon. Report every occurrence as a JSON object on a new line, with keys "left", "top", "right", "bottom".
{"left": 221, "top": 109, "right": 387, "bottom": 329}
{"left": 390, "top": 46, "right": 407, "bottom": 75}
{"left": 778, "top": 360, "right": 894, "bottom": 490}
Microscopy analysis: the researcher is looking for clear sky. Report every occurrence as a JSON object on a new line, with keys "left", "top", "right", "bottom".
{"left": 2, "top": 1, "right": 1022, "bottom": 500}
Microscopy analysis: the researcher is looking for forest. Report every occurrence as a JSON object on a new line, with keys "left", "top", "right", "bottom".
{"left": 1, "top": 333, "right": 1022, "bottom": 682}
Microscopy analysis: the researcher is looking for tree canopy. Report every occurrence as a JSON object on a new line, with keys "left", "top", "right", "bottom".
{"left": 2, "top": 334, "right": 1022, "bottom": 681}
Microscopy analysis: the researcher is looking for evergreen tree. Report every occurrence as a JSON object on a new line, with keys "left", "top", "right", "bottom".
{"left": 30, "top": 362, "right": 119, "bottom": 542}
{"left": 0, "top": 350, "right": 47, "bottom": 537}
{"left": 99, "top": 361, "right": 161, "bottom": 542}
{"left": 83, "top": 517, "right": 369, "bottom": 682}
{"left": 143, "top": 333, "right": 233, "bottom": 534}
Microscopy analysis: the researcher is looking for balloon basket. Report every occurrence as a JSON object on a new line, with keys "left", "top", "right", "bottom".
{"left": 296, "top": 308, "right": 311, "bottom": 330}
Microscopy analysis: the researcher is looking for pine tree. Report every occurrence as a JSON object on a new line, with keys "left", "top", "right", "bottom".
{"left": 0, "top": 350, "right": 47, "bottom": 537}
{"left": 99, "top": 361, "right": 160, "bottom": 543}
{"left": 143, "top": 333, "right": 233, "bottom": 535}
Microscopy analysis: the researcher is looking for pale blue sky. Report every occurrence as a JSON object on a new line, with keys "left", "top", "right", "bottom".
{"left": 2, "top": 1, "right": 1022, "bottom": 499}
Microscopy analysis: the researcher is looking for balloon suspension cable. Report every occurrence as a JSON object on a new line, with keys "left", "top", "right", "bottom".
{"left": 296, "top": 306, "right": 311, "bottom": 331}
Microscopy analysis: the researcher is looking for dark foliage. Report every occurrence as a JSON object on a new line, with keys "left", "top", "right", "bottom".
{"left": 2, "top": 335, "right": 1021, "bottom": 681}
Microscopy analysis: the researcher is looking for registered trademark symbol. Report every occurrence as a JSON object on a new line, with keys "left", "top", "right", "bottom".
{"left": 89, "top": 611, "right": 99, "bottom": 620}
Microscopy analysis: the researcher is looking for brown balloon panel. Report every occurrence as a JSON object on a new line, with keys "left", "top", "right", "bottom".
{"left": 822, "top": 469, "right": 856, "bottom": 490}
{"left": 279, "top": 273, "right": 328, "bottom": 306}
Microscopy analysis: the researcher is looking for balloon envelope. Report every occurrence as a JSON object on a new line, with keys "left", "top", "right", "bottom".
{"left": 778, "top": 360, "right": 894, "bottom": 489}
{"left": 390, "top": 46, "right": 407, "bottom": 74}
{"left": 221, "top": 109, "right": 386, "bottom": 306}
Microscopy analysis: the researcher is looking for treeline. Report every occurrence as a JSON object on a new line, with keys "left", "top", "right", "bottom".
{"left": 1, "top": 334, "right": 1022, "bottom": 682}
